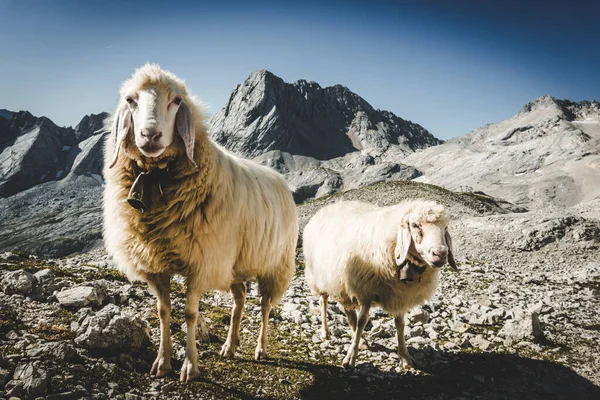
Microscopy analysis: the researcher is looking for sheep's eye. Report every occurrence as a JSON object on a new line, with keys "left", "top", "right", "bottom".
{"left": 173, "top": 97, "right": 182, "bottom": 105}
{"left": 411, "top": 223, "right": 420, "bottom": 229}
{"left": 126, "top": 97, "right": 135, "bottom": 105}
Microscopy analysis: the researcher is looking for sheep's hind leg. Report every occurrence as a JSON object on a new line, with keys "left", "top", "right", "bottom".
{"left": 180, "top": 287, "right": 201, "bottom": 382}
{"left": 255, "top": 294, "right": 272, "bottom": 360}
{"left": 220, "top": 282, "right": 247, "bottom": 358}
{"left": 320, "top": 294, "right": 330, "bottom": 341}
{"left": 147, "top": 273, "right": 172, "bottom": 378}
{"left": 343, "top": 306, "right": 368, "bottom": 350}
{"left": 394, "top": 314, "right": 415, "bottom": 368}
{"left": 342, "top": 302, "right": 371, "bottom": 369}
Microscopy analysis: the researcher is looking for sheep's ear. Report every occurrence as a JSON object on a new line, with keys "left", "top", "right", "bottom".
{"left": 176, "top": 102, "right": 197, "bottom": 168}
{"left": 108, "top": 104, "right": 132, "bottom": 168}
{"left": 394, "top": 225, "right": 412, "bottom": 266}
{"left": 445, "top": 229, "right": 458, "bottom": 270}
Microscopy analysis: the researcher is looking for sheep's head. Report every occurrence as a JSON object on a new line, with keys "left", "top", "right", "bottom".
{"left": 394, "top": 201, "right": 457, "bottom": 270}
{"left": 108, "top": 64, "right": 197, "bottom": 169}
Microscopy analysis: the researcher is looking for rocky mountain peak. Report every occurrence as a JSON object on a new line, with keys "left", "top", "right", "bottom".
{"left": 519, "top": 95, "right": 560, "bottom": 113}
{"left": 74, "top": 112, "right": 109, "bottom": 141}
{"left": 0, "top": 109, "right": 14, "bottom": 120}
{"left": 519, "top": 95, "right": 600, "bottom": 122}
{"left": 407, "top": 93, "right": 600, "bottom": 208}
{"left": 0, "top": 110, "right": 108, "bottom": 198}
{"left": 209, "top": 70, "right": 440, "bottom": 160}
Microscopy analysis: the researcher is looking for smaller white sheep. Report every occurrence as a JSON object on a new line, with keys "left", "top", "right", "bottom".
{"left": 303, "top": 200, "right": 456, "bottom": 368}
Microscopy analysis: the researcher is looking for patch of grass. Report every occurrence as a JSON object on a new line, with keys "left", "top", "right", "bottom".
{"left": 29, "top": 323, "right": 75, "bottom": 341}
{"left": 80, "top": 265, "right": 128, "bottom": 283}
{"left": 1, "top": 257, "right": 72, "bottom": 277}
{"left": 52, "top": 308, "right": 77, "bottom": 323}
{"left": 170, "top": 280, "right": 186, "bottom": 297}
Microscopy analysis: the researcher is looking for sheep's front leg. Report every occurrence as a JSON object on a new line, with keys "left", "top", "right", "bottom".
{"left": 180, "top": 289, "right": 201, "bottom": 382}
{"left": 394, "top": 314, "right": 415, "bottom": 368}
{"left": 320, "top": 294, "right": 330, "bottom": 341}
{"left": 220, "top": 282, "right": 246, "bottom": 358}
{"left": 342, "top": 302, "right": 371, "bottom": 368}
{"left": 255, "top": 295, "right": 272, "bottom": 360}
{"left": 147, "top": 273, "right": 172, "bottom": 378}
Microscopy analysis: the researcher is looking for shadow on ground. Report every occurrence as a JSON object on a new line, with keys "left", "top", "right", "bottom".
{"left": 228, "top": 349, "right": 600, "bottom": 400}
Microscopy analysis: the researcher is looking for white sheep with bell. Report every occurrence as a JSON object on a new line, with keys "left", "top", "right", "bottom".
{"left": 303, "top": 200, "right": 457, "bottom": 368}
{"left": 103, "top": 64, "right": 298, "bottom": 382}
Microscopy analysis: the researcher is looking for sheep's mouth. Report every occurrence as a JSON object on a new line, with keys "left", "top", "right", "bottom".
{"left": 428, "top": 256, "right": 447, "bottom": 268}
{"left": 139, "top": 144, "right": 166, "bottom": 157}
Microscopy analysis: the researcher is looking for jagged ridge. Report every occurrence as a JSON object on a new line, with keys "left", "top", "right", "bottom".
{"left": 209, "top": 70, "right": 440, "bottom": 160}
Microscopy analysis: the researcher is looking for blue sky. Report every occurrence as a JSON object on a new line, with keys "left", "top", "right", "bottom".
{"left": 0, "top": 0, "right": 598, "bottom": 139}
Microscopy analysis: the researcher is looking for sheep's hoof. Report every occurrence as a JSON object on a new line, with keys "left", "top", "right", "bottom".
{"left": 179, "top": 359, "right": 200, "bottom": 382}
{"left": 255, "top": 347, "right": 268, "bottom": 361}
{"left": 150, "top": 358, "right": 172, "bottom": 378}
{"left": 342, "top": 353, "right": 356, "bottom": 369}
{"left": 220, "top": 342, "right": 237, "bottom": 358}
{"left": 399, "top": 353, "right": 415, "bottom": 369}
{"left": 358, "top": 338, "right": 368, "bottom": 350}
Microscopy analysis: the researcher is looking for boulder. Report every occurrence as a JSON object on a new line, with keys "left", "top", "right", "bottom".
{"left": 33, "top": 268, "right": 55, "bottom": 285}
{"left": 499, "top": 311, "right": 545, "bottom": 345}
{"left": 1, "top": 270, "right": 36, "bottom": 295}
{"left": 74, "top": 304, "right": 151, "bottom": 353}
{"left": 56, "top": 286, "right": 106, "bottom": 308}
{"left": 6, "top": 362, "right": 49, "bottom": 399}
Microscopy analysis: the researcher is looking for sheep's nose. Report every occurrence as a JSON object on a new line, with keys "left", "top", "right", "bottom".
{"left": 141, "top": 127, "right": 163, "bottom": 142}
{"left": 432, "top": 247, "right": 448, "bottom": 258}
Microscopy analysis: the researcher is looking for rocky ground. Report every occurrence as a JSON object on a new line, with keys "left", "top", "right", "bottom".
{"left": 1, "top": 182, "right": 599, "bottom": 400}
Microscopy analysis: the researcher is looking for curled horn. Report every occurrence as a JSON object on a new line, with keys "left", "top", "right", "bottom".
{"left": 445, "top": 229, "right": 458, "bottom": 270}
{"left": 108, "top": 103, "right": 132, "bottom": 168}
{"left": 176, "top": 102, "right": 197, "bottom": 168}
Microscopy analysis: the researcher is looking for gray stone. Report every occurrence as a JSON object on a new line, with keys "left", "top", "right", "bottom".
{"left": 469, "top": 335, "right": 494, "bottom": 351}
{"left": 448, "top": 320, "right": 469, "bottom": 333}
{"left": 74, "top": 304, "right": 151, "bottom": 353}
{"left": 180, "top": 316, "right": 211, "bottom": 342}
{"left": 481, "top": 308, "right": 506, "bottom": 325}
{"left": 408, "top": 308, "right": 430, "bottom": 325}
{"left": 370, "top": 319, "right": 394, "bottom": 339}
{"left": 499, "top": 311, "right": 546, "bottom": 345}
{"left": 56, "top": 286, "right": 106, "bottom": 308}
{"left": 408, "top": 326, "right": 424, "bottom": 338}
{"left": 33, "top": 269, "right": 55, "bottom": 285}
{"left": 477, "top": 295, "right": 492, "bottom": 307}
{"left": 25, "top": 341, "right": 77, "bottom": 362}
{"left": 9, "top": 362, "right": 49, "bottom": 399}
{"left": 46, "top": 385, "right": 89, "bottom": 400}
{"left": 1, "top": 270, "right": 36, "bottom": 295}
{"left": 0, "top": 251, "right": 19, "bottom": 261}
{"left": 6, "top": 330, "right": 19, "bottom": 340}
